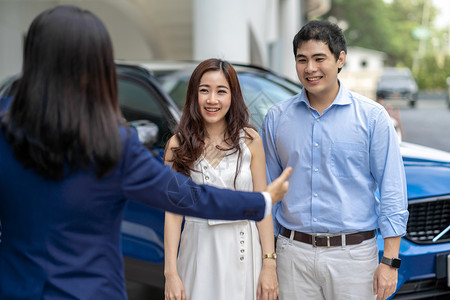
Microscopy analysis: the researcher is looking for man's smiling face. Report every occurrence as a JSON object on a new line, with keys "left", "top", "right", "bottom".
{"left": 295, "top": 40, "right": 345, "bottom": 102}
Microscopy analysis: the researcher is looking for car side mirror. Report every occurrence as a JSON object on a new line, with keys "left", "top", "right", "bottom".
{"left": 129, "top": 120, "right": 159, "bottom": 147}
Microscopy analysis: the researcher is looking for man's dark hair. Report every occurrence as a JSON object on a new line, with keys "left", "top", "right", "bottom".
{"left": 293, "top": 20, "right": 347, "bottom": 72}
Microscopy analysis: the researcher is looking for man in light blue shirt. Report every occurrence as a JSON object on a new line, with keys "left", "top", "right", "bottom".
{"left": 261, "top": 20, "right": 408, "bottom": 300}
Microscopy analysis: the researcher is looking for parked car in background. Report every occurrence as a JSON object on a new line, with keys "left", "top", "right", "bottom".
{"left": 1, "top": 61, "right": 449, "bottom": 299}
{"left": 376, "top": 67, "right": 419, "bottom": 108}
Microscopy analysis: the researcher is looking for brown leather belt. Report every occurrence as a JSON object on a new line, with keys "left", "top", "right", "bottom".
{"left": 280, "top": 228, "right": 376, "bottom": 247}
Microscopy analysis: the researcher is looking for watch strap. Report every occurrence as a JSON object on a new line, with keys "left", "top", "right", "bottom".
{"left": 381, "top": 256, "right": 401, "bottom": 269}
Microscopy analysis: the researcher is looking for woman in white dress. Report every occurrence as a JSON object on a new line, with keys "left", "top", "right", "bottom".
{"left": 164, "top": 59, "right": 278, "bottom": 300}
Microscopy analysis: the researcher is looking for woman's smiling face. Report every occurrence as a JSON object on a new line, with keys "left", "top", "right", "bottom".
{"left": 197, "top": 70, "right": 231, "bottom": 127}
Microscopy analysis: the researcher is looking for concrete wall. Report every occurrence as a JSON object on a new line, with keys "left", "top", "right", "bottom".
{"left": 0, "top": 0, "right": 328, "bottom": 83}
{"left": 0, "top": 0, "right": 158, "bottom": 82}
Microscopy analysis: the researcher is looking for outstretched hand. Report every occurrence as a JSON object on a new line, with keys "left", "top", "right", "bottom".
{"left": 266, "top": 167, "right": 292, "bottom": 204}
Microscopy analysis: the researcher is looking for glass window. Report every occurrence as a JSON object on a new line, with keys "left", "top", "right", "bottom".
{"left": 160, "top": 75, "right": 190, "bottom": 110}
{"left": 118, "top": 79, "right": 171, "bottom": 147}
{"left": 238, "top": 73, "right": 300, "bottom": 129}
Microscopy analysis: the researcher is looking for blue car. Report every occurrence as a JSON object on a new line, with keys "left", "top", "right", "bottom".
{"left": 1, "top": 62, "right": 450, "bottom": 299}
{"left": 383, "top": 143, "right": 450, "bottom": 299}
{"left": 376, "top": 67, "right": 419, "bottom": 108}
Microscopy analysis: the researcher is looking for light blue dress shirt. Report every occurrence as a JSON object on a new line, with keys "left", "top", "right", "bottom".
{"left": 261, "top": 83, "right": 408, "bottom": 239}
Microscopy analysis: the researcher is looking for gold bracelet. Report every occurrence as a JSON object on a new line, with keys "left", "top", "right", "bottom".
{"left": 263, "top": 252, "right": 277, "bottom": 260}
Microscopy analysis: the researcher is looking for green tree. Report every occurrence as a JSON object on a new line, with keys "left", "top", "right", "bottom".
{"left": 389, "top": 0, "right": 437, "bottom": 66}
{"left": 415, "top": 54, "right": 440, "bottom": 89}
{"left": 322, "top": 0, "right": 394, "bottom": 54}
{"left": 321, "top": 0, "right": 445, "bottom": 89}
{"left": 444, "top": 55, "right": 450, "bottom": 79}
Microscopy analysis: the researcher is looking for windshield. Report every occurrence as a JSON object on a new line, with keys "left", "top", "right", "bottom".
{"left": 159, "top": 71, "right": 301, "bottom": 130}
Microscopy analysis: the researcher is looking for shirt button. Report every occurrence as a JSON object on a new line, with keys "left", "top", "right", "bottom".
{"left": 240, "top": 240, "right": 244, "bottom": 244}
{"left": 240, "top": 231, "right": 244, "bottom": 236}
{"left": 313, "top": 218, "right": 317, "bottom": 222}
{"left": 316, "top": 119, "right": 320, "bottom": 122}
{"left": 205, "top": 176, "right": 209, "bottom": 180}
{"left": 314, "top": 168, "right": 318, "bottom": 172}
{"left": 315, "top": 143, "right": 319, "bottom": 147}
{"left": 240, "top": 256, "right": 244, "bottom": 261}
{"left": 203, "top": 166, "right": 208, "bottom": 170}
{"left": 240, "top": 249, "right": 245, "bottom": 253}
{"left": 314, "top": 193, "right": 318, "bottom": 197}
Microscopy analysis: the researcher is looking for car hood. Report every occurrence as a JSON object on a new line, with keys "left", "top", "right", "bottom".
{"left": 401, "top": 142, "right": 450, "bottom": 163}
{"left": 401, "top": 142, "right": 450, "bottom": 199}
{"left": 404, "top": 162, "right": 450, "bottom": 199}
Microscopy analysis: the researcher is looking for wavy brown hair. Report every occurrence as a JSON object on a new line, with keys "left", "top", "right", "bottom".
{"left": 166, "top": 59, "right": 253, "bottom": 187}
{"left": 1, "top": 6, "right": 124, "bottom": 180}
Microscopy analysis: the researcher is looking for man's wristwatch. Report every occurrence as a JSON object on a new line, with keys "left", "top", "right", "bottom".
{"left": 263, "top": 252, "right": 277, "bottom": 260}
{"left": 381, "top": 256, "right": 401, "bottom": 269}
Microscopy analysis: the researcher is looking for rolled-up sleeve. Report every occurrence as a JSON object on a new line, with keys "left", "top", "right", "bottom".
{"left": 261, "top": 108, "right": 283, "bottom": 184}
{"left": 261, "top": 108, "right": 285, "bottom": 231}
{"left": 370, "top": 108, "right": 409, "bottom": 238}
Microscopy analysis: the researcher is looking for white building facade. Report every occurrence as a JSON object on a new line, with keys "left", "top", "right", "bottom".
{"left": 0, "top": 0, "right": 331, "bottom": 83}
{"left": 339, "top": 46, "right": 387, "bottom": 99}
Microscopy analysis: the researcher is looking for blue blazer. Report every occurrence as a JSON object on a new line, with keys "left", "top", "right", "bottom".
{"left": 0, "top": 124, "right": 265, "bottom": 299}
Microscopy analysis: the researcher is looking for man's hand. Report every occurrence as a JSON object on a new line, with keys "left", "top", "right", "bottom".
{"left": 373, "top": 263, "right": 398, "bottom": 300}
{"left": 266, "top": 167, "right": 292, "bottom": 204}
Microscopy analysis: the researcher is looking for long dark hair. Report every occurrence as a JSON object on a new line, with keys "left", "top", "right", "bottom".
{"left": 1, "top": 5, "right": 124, "bottom": 179}
{"left": 167, "top": 59, "right": 253, "bottom": 186}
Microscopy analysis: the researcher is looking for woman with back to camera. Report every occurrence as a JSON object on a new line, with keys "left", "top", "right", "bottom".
{"left": 164, "top": 59, "right": 279, "bottom": 300}
{"left": 0, "top": 6, "right": 291, "bottom": 299}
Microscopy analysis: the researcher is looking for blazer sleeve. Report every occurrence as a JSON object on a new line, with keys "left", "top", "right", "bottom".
{"left": 120, "top": 128, "right": 266, "bottom": 221}
{"left": 0, "top": 96, "right": 12, "bottom": 114}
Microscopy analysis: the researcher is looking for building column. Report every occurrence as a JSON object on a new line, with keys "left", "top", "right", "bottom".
{"left": 278, "top": 0, "right": 303, "bottom": 80}
{"left": 193, "top": 0, "right": 250, "bottom": 63}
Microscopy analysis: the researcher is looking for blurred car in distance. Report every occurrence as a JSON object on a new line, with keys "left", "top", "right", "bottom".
{"left": 1, "top": 61, "right": 450, "bottom": 299}
{"left": 376, "top": 67, "right": 419, "bottom": 108}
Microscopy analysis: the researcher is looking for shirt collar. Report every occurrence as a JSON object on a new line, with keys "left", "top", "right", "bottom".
{"left": 294, "top": 80, "right": 352, "bottom": 108}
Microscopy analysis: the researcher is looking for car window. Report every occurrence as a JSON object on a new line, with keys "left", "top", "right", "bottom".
{"left": 159, "top": 75, "right": 191, "bottom": 109}
{"left": 118, "top": 78, "right": 172, "bottom": 148}
{"left": 381, "top": 75, "right": 411, "bottom": 81}
{"left": 238, "top": 73, "right": 300, "bottom": 128}
{"left": 119, "top": 80, "right": 161, "bottom": 113}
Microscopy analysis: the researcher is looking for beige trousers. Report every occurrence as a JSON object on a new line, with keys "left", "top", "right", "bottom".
{"left": 276, "top": 233, "right": 378, "bottom": 300}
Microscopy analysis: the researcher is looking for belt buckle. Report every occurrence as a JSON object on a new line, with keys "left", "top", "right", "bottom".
{"left": 312, "top": 235, "right": 331, "bottom": 247}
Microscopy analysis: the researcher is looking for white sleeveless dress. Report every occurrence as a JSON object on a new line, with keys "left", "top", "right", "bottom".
{"left": 177, "top": 132, "right": 262, "bottom": 300}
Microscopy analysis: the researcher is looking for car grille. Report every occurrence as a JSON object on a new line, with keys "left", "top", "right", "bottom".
{"left": 393, "top": 278, "right": 450, "bottom": 299}
{"left": 405, "top": 195, "right": 450, "bottom": 244}
{"left": 376, "top": 90, "right": 413, "bottom": 100}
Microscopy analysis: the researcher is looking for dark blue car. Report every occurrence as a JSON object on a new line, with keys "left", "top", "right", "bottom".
{"left": 2, "top": 62, "right": 450, "bottom": 299}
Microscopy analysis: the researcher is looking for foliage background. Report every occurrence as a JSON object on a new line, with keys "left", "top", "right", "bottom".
{"left": 321, "top": 0, "right": 450, "bottom": 90}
